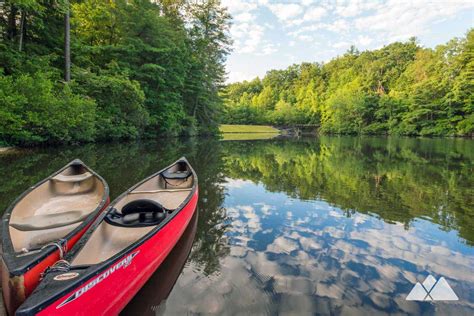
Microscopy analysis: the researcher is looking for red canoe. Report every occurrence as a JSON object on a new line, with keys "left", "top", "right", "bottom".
{"left": 16, "top": 158, "right": 198, "bottom": 315}
{"left": 1, "top": 159, "right": 110, "bottom": 314}
{"left": 122, "top": 209, "right": 198, "bottom": 316}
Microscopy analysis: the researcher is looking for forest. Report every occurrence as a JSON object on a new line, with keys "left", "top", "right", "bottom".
{"left": 0, "top": 1, "right": 472, "bottom": 147}
{"left": 223, "top": 30, "right": 473, "bottom": 136}
{"left": 0, "top": 0, "right": 231, "bottom": 146}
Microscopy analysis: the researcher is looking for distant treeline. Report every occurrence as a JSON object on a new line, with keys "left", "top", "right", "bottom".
{"left": 0, "top": 0, "right": 231, "bottom": 146}
{"left": 223, "top": 30, "right": 473, "bottom": 136}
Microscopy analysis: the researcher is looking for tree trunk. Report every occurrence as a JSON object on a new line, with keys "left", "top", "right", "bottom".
{"left": 7, "top": 6, "right": 18, "bottom": 41}
{"left": 18, "top": 11, "right": 26, "bottom": 51}
{"left": 64, "top": 2, "right": 71, "bottom": 82}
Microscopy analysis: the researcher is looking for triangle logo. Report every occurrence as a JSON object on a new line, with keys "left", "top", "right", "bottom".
{"left": 406, "top": 282, "right": 427, "bottom": 300}
{"left": 406, "top": 275, "right": 459, "bottom": 301}
{"left": 429, "top": 277, "right": 459, "bottom": 301}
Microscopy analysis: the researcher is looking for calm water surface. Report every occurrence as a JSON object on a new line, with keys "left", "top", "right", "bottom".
{"left": 1, "top": 137, "right": 473, "bottom": 315}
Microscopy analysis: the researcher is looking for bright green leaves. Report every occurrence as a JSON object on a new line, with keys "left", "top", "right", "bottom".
{"left": 0, "top": 0, "right": 232, "bottom": 145}
{"left": 0, "top": 72, "right": 96, "bottom": 145}
{"left": 223, "top": 29, "right": 473, "bottom": 137}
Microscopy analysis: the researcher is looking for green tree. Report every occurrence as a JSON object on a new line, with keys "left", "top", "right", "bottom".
{"left": 184, "top": 0, "right": 232, "bottom": 134}
{"left": 0, "top": 0, "right": 232, "bottom": 145}
{"left": 223, "top": 29, "right": 473, "bottom": 137}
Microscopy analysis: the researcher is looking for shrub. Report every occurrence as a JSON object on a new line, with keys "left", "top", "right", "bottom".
{"left": 0, "top": 72, "right": 96, "bottom": 145}
{"left": 74, "top": 70, "right": 149, "bottom": 140}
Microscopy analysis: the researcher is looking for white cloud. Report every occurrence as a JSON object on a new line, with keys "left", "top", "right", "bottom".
{"left": 288, "top": 7, "right": 327, "bottom": 26}
{"left": 289, "top": 19, "right": 350, "bottom": 37}
{"left": 231, "top": 22, "right": 265, "bottom": 54}
{"left": 336, "top": 2, "right": 361, "bottom": 17}
{"left": 288, "top": 24, "right": 321, "bottom": 37}
{"left": 286, "top": 0, "right": 473, "bottom": 44}
{"left": 298, "top": 34, "right": 314, "bottom": 42}
{"left": 221, "top": 0, "right": 257, "bottom": 15}
{"left": 335, "top": 0, "right": 381, "bottom": 18}
{"left": 326, "top": 19, "right": 350, "bottom": 33}
{"left": 227, "top": 71, "right": 254, "bottom": 83}
{"left": 224, "top": 178, "right": 252, "bottom": 188}
{"left": 285, "top": 53, "right": 297, "bottom": 64}
{"left": 224, "top": 1, "right": 268, "bottom": 56}
{"left": 236, "top": 205, "right": 261, "bottom": 232}
{"left": 266, "top": 236, "right": 299, "bottom": 253}
{"left": 301, "top": 0, "right": 316, "bottom": 6}
{"left": 354, "top": 0, "right": 474, "bottom": 42}
{"left": 332, "top": 41, "right": 351, "bottom": 49}
{"left": 264, "top": 22, "right": 275, "bottom": 30}
{"left": 234, "top": 12, "right": 254, "bottom": 23}
{"left": 260, "top": 204, "right": 275, "bottom": 215}
{"left": 357, "top": 35, "right": 373, "bottom": 46}
{"left": 302, "top": 7, "right": 327, "bottom": 21}
{"left": 267, "top": 3, "right": 303, "bottom": 21}
{"left": 259, "top": 43, "right": 278, "bottom": 55}
{"left": 283, "top": 6, "right": 327, "bottom": 26}
{"left": 237, "top": 204, "right": 254, "bottom": 213}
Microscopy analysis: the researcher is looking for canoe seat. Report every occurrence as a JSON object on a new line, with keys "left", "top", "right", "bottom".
{"left": 10, "top": 210, "right": 88, "bottom": 231}
{"left": 161, "top": 169, "right": 191, "bottom": 180}
{"left": 52, "top": 172, "right": 93, "bottom": 183}
{"left": 106, "top": 199, "right": 168, "bottom": 227}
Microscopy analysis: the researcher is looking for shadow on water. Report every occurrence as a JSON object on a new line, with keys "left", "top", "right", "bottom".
{"left": 1, "top": 136, "right": 473, "bottom": 314}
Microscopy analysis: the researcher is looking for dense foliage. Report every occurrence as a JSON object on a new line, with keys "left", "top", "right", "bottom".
{"left": 0, "top": 0, "right": 231, "bottom": 145}
{"left": 223, "top": 30, "right": 473, "bottom": 136}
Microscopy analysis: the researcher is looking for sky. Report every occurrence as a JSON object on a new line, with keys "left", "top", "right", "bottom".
{"left": 222, "top": 0, "right": 474, "bottom": 83}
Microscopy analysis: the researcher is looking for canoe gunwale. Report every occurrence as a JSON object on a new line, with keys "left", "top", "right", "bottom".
{"left": 1, "top": 159, "right": 110, "bottom": 276}
{"left": 16, "top": 157, "right": 198, "bottom": 315}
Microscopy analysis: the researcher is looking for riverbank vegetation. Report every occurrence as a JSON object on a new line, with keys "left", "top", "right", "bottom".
{"left": 0, "top": 0, "right": 231, "bottom": 146}
{"left": 223, "top": 29, "right": 473, "bottom": 137}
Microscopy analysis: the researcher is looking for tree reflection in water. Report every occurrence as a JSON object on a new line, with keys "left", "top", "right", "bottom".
{"left": 1, "top": 136, "right": 473, "bottom": 314}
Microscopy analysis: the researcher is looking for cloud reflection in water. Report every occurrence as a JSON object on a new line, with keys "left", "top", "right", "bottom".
{"left": 161, "top": 180, "right": 474, "bottom": 315}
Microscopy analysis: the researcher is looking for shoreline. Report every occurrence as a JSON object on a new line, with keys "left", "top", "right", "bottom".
{"left": 1, "top": 133, "right": 473, "bottom": 150}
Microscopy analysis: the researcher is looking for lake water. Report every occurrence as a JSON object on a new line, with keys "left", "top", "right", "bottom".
{"left": 1, "top": 136, "right": 473, "bottom": 315}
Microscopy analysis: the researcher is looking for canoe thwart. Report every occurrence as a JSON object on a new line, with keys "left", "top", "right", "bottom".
{"left": 52, "top": 172, "right": 93, "bottom": 183}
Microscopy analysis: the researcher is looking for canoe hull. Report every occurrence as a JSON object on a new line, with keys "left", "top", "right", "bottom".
{"left": 34, "top": 189, "right": 198, "bottom": 316}
{"left": 1, "top": 198, "right": 109, "bottom": 314}
{"left": 1, "top": 159, "right": 110, "bottom": 315}
{"left": 122, "top": 209, "right": 198, "bottom": 315}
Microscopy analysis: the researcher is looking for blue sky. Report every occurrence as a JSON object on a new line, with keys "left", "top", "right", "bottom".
{"left": 222, "top": 0, "right": 474, "bottom": 83}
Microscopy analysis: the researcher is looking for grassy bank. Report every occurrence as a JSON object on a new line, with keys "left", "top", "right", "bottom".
{"left": 220, "top": 124, "right": 280, "bottom": 134}
{"left": 221, "top": 133, "right": 279, "bottom": 141}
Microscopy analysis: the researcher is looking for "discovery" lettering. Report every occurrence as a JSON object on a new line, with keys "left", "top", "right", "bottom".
{"left": 56, "top": 251, "right": 140, "bottom": 309}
